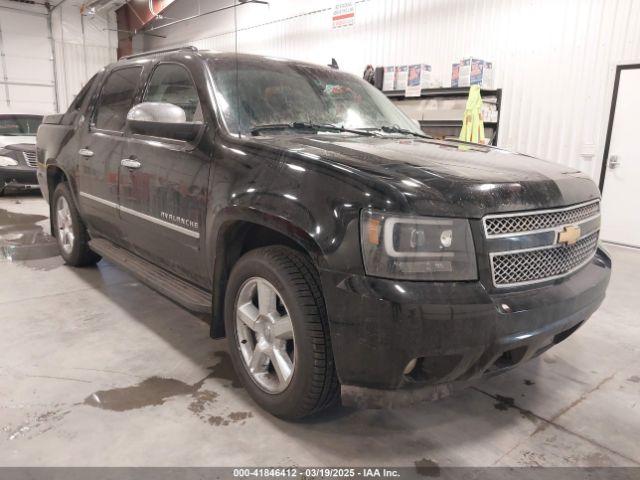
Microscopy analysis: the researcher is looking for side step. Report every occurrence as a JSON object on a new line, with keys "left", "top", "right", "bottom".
{"left": 89, "top": 238, "right": 212, "bottom": 314}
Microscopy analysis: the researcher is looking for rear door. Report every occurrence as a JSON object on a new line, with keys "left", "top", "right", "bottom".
{"left": 119, "top": 61, "right": 211, "bottom": 284}
{"left": 76, "top": 66, "right": 144, "bottom": 240}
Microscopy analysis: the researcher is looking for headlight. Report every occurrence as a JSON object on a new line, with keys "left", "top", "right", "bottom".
{"left": 0, "top": 155, "right": 18, "bottom": 167}
{"left": 360, "top": 209, "right": 477, "bottom": 280}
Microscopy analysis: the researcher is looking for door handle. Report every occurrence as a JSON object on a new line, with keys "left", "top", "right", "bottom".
{"left": 121, "top": 158, "right": 141, "bottom": 170}
{"left": 78, "top": 148, "right": 94, "bottom": 158}
{"left": 608, "top": 155, "right": 620, "bottom": 169}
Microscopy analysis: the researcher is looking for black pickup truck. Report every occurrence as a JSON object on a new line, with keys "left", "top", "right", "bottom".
{"left": 36, "top": 47, "right": 611, "bottom": 419}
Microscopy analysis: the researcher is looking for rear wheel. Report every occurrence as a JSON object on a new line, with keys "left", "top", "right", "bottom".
{"left": 52, "top": 182, "right": 100, "bottom": 267}
{"left": 224, "top": 246, "right": 340, "bottom": 419}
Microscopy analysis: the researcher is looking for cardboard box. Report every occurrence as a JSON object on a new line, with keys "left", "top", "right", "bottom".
{"left": 420, "top": 64, "right": 432, "bottom": 88}
{"left": 407, "top": 64, "right": 422, "bottom": 88}
{"left": 470, "top": 58, "right": 484, "bottom": 85}
{"left": 382, "top": 66, "right": 396, "bottom": 91}
{"left": 481, "top": 102, "right": 498, "bottom": 122}
{"left": 482, "top": 62, "right": 494, "bottom": 89}
{"left": 451, "top": 63, "right": 460, "bottom": 87}
{"left": 458, "top": 58, "right": 472, "bottom": 87}
{"left": 459, "top": 57, "right": 494, "bottom": 88}
{"left": 394, "top": 65, "right": 408, "bottom": 90}
{"left": 405, "top": 64, "right": 423, "bottom": 97}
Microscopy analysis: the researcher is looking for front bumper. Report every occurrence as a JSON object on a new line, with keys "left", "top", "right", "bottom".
{"left": 320, "top": 247, "right": 611, "bottom": 389}
{"left": 1, "top": 167, "right": 38, "bottom": 190}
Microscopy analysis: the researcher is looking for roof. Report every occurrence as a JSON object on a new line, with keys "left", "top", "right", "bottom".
{"left": 116, "top": 46, "right": 333, "bottom": 72}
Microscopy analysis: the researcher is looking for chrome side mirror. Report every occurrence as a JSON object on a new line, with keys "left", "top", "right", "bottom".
{"left": 127, "top": 102, "right": 187, "bottom": 123}
{"left": 126, "top": 102, "right": 203, "bottom": 142}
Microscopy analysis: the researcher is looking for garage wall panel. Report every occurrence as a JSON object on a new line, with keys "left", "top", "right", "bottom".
{"left": 0, "top": 0, "right": 117, "bottom": 114}
{"left": 6, "top": 84, "right": 55, "bottom": 113}
{"left": 0, "top": 4, "right": 56, "bottom": 114}
{"left": 140, "top": 0, "right": 640, "bottom": 184}
{"left": 3, "top": 32, "right": 52, "bottom": 61}
{"left": 50, "top": 3, "right": 117, "bottom": 112}
{"left": 4, "top": 56, "right": 55, "bottom": 85}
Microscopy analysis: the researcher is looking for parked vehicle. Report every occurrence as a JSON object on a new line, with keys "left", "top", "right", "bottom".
{"left": 36, "top": 47, "right": 611, "bottom": 419}
{"left": 0, "top": 114, "right": 42, "bottom": 195}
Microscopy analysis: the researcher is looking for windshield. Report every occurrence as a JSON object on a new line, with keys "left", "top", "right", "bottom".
{"left": 208, "top": 56, "right": 422, "bottom": 136}
{"left": 0, "top": 115, "right": 43, "bottom": 136}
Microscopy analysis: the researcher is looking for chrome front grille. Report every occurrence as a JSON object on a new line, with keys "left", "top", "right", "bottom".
{"left": 22, "top": 151, "right": 37, "bottom": 168}
{"left": 484, "top": 200, "right": 600, "bottom": 237}
{"left": 483, "top": 200, "right": 601, "bottom": 287}
{"left": 490, "top": 231, "right": 599, "bottom": 287}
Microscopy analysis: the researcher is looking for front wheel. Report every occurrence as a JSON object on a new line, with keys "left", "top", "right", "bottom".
{"left": 52, "top": 182, "right": 101, "bottom": 267}
{"left": 224, "top": 246, "right": 340, "bottom": 419}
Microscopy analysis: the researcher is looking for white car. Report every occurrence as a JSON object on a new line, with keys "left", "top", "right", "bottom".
{"left": 0, "top": 113, "right": 43, "bottom": 195}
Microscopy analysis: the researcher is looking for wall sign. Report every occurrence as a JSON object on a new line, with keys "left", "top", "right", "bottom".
{"left": 332, "top": 2, "right": 355, "bottom": 29}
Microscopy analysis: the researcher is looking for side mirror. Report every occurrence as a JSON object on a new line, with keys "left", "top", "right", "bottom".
{"left": 126, "top": 102, "right": 203, "bottom": 142}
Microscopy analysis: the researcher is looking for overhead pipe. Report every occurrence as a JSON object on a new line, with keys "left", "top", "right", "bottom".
{"left": 142, "top": 0, "right": 268, "bottom": 33}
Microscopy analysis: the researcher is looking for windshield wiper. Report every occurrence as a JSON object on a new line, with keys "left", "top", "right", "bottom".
{"left": 375, "top": 125, "right": 432, "bottom": 139}
{"left": 250, "top": 123, "right": 295, "bottom": 135}
{"left": 251, "top": 122, "right": 377, "bottom": 137}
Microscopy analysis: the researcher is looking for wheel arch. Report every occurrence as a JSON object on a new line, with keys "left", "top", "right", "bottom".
{"left": 46, "top": 165, "right": 76, "bottom": 235}
{"left": 209, "top": 210, "right": 325, "bottom": 339}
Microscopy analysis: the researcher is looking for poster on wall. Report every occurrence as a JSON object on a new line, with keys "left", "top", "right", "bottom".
{"left": 332, "top": 2, "right": 355, "bottom": 29}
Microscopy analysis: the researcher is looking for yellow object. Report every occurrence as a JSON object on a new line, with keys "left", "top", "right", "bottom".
{"left": 459, "top": 85, "right": 485, "bottom": 144}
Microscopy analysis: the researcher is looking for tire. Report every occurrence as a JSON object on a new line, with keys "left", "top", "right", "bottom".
{"left": 51, "top": 182, "right": 101, "bottom": 267}
{"left": 224, "top": 246, "right": 340, "bottom": 419}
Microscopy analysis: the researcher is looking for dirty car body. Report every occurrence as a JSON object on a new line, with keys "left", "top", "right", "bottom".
{"left": 36, "top": 49, "right": 611, "bottom": 413}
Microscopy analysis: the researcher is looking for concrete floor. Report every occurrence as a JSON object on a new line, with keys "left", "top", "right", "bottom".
{"left": 1, "top": 191, "right": 639, "bottom": 468}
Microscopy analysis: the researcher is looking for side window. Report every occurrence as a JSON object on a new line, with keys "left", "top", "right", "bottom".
{"left": 144, "top": 64, "right": 202, "bottom": 122}
{"left": 94, "top": 67, "right": 143, "bottom": 132}
{"left": 70, "top": 73, "right": 97, "bottom": 111}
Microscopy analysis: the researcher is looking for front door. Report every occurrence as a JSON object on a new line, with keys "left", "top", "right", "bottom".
{"left": 600, "top": 65, "right": 640, "bottom": 248}
{"left": 119, "top": 62, "right": 211, "bottom": 285}
{"left": 76, "top": 66, "right": 144, "bottom": 241}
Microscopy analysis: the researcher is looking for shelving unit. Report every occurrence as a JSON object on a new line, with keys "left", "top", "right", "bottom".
{"left": 384, "top": 87, "right": 503, "bottom": 145}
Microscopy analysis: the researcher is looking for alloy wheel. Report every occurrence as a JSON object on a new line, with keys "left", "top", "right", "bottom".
{"left": 56, "top": 196, "right": 75, "bottom": 255}
{"left": 235, "top": 277, "right": 296, "bottom": 393}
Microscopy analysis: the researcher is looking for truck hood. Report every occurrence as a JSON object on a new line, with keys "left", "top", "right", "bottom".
{"left": 0, "top": 136, "right": 37, "bottom": 148}
{"left": 2, "top": 142, "right": 36, "bottom": 151}
{"left": 253, "top": 135, "right": 600, "bottom": 217}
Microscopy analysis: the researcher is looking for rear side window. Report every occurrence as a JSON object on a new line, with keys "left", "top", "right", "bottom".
{"left": 144, "top": 63, "right": 202, "bottom": 122}
{"left": 70, "top": 73, "right": 97, "bottom": 111}
{"left": 94, "top": 67, "right": 143, "bottom": 131}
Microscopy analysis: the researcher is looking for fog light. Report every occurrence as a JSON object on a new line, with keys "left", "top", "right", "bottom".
{"left": 403, "top": 358, "right": 418, "bottom": 375}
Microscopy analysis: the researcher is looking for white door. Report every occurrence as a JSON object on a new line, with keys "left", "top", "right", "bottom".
{"left": 0, "top": 8, "right": 57, "bottom": 114}
{"left": 600, "top": 66, "right": 640, "bottom": 248}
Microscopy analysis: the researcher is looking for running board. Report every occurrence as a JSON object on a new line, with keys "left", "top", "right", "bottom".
{"left": 89, "top": 238, "right": 212, "bottom": 314}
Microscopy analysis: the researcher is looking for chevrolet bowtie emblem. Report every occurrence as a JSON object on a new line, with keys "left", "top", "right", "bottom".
{"left": 558, "top": 225, "right": 581, "bottom": 245}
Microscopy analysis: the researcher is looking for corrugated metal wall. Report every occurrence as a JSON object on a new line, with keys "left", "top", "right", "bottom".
{"left": 142, "top": 0, "right": 640, "bottom": 182}
{"left": 51, "top": 3, "right": 117, "bottom": 111}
